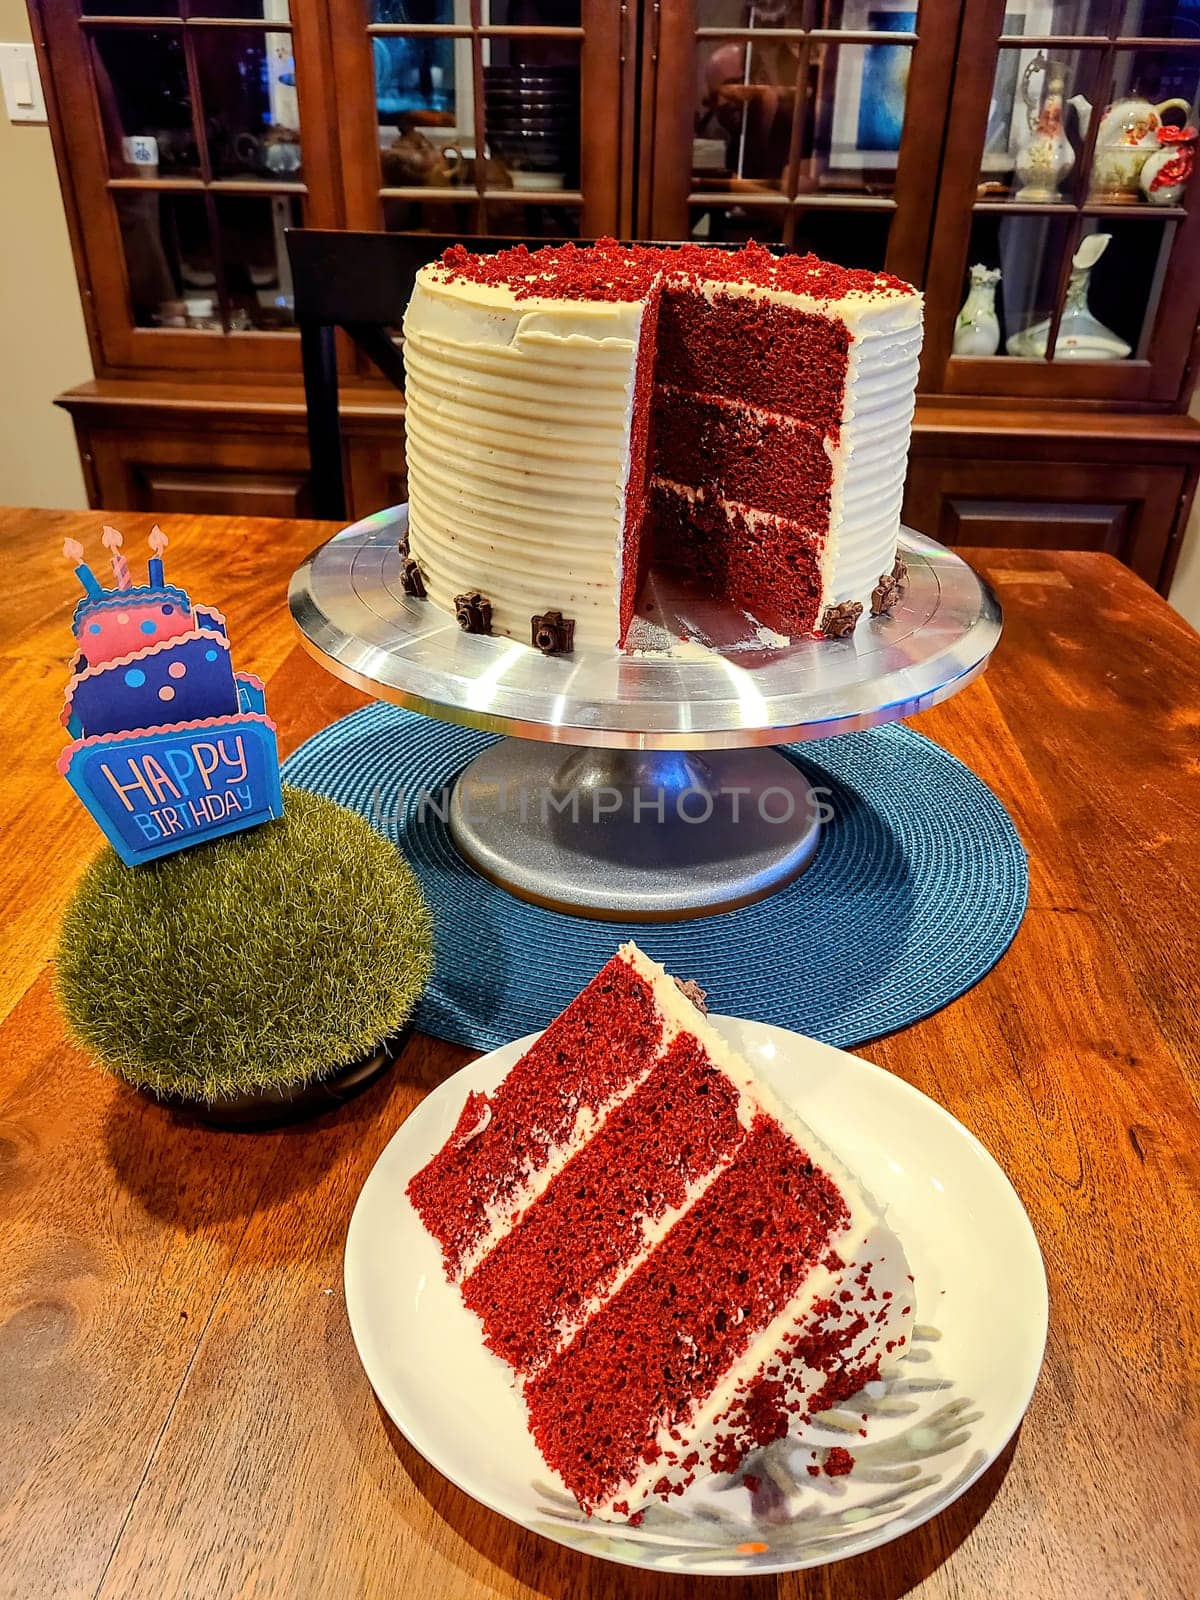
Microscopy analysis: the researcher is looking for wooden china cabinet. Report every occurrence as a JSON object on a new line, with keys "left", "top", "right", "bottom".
{"left": 33, "top": 0, "right": 1200, "bottom": 591}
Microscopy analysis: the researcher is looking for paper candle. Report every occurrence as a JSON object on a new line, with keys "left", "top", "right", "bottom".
{"left": 101, "top": 524, "right": 131, "bottom": 590}
{"left": 148, "top": 524, "right": 168, "bottom": 588}
{"left": 63, "top": 537, "right": 104, "bottom": 599}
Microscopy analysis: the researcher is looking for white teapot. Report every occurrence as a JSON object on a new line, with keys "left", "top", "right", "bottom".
{"left": 1088, "top": 94, "right": 1191, "bottom": 202}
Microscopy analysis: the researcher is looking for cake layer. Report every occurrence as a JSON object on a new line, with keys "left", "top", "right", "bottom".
{"left": 461, "top": 1028, "right": 745, "bottom": 1375}
{"left": 74, "top": 583, "right": 195, "bottom": 667}
{"left": 521, "top": 1113, "right": 853, "bottom": 1512}
{"left": 655, "top": 285, "right": 850, "bottom": 425}
{"left": 651, "top": 385, "right": 834, "bottom": 525}
{"left": 66, "top": 629, "right": 239, "bottom": 739}
{"left": 648, "top": 479, "right": 825, "bottom": 637}
{"left": 407, "top": 951, "right": 665, "bottom": 1279}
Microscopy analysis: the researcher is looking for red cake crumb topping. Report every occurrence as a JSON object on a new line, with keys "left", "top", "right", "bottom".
{"left": 406, "top": 953, "right": 663, "bottom": 1275}
{"left": 437, "top": 239, "right": 914, "bottom": 304}
{"left": 521, "top": 1115, "right": 849, "bottom": 1510}
{"left": 461, "top": 1030, "right": 745, "bottom": 1373}
{"left": 823, "top": 1447, "right": 855, "bottom": 1478}
{"left": 704, "top": 1284, "right": 885, "bottom": 1481}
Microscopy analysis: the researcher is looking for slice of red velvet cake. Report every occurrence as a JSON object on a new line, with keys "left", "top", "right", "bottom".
{"left": 407, "top": 943, "right": 913, "bottom": 1519}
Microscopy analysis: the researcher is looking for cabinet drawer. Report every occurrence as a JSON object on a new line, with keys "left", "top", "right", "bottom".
{"left": 79, "top": 427, "right": 315, "bottom": 520}
{"left": 903, "top": 459, "right": 1186, "bottom": 591}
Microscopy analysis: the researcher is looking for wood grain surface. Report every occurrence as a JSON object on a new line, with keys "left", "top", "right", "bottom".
{"left": 1, "top": 508, "right": 1197, "bottom": 1600}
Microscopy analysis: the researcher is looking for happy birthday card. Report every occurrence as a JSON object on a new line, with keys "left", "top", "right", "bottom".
{"left": 58, "top": 524, "right": 283, "bottom": 866}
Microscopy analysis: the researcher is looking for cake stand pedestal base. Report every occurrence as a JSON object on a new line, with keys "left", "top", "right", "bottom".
{"left": 448, "top": 740, "right": 821, "bottom": 922}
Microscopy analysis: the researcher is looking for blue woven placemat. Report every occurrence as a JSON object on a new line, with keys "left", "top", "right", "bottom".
{"left": 283, "top": 704, "right": 1027, "bottom": 1052}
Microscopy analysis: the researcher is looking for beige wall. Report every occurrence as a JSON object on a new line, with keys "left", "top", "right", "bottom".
{"left": 1167, "top": 388, "right": 1200, "bottom": 632}
{"left": 0, "top": 0, "right": 89, "bottom": 511}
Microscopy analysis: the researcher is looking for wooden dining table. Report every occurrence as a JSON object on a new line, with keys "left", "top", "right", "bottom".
{"left": 1, "top": 505, "right": 1197, "bottom": 1600}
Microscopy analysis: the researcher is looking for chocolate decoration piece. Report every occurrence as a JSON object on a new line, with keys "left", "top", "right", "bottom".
{"left": 672, "top": 976, "right": 708, "bottom": 1015}
{"left": 820, "top": 600, "right": 863, "bottom": 639}
{"left": 531, "top": 609, "right": 576, "bottom": 656}
{"left": 454, "top": 590, "right": 493, "bottom": 635}
{"left": 397, "top": 533, "right": 409, "bottom": 560}
{"left": 400, "top": 557, "right": 426, "bottom": 599}
{"left": 872, "top": 552, "right": 910, "bottom": 614}
{"left": 870, "top": 572, "right": 901, "bottom": 617}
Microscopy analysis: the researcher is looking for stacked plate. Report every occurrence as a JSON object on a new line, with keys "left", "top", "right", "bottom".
{"left": 484, "top": 64, "right": 579, "bottom": 186}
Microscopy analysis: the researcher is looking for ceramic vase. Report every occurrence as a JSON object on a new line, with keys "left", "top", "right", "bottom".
{"left": 953, "top": 265, "right": 1002, "bottom": 356}
{"left": 1088, "top": 95, "right": 1192, "bottom": 203}
{"left": 1015, "top": 54, "right": 1073, "bottom": 202}
{"left": 1139, "top": 125, "right": 1197, "bottom": 206}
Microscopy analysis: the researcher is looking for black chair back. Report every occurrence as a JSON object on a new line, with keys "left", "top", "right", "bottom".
{"left": 287, "top": 229, "right": 561, "bottom": 520}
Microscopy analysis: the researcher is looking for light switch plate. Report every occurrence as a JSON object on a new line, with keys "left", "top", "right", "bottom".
{"left": 1, "top": 43, "right": 47, "bottom": 124}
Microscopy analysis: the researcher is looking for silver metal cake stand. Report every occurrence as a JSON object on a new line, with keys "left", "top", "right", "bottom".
{"left": 289, "top": 506, "right": 1001, "bottom": 921}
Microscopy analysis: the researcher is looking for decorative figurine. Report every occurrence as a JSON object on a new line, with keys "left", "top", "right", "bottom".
{"left": 454, "top": 590, "right": 493, "bottom": 634}
{"left": 1087, "top": 93, "right": 1191, "bottom": 204}
{"left": 953, "top": 264, "right": 1002, "bottom": 356}
{"left": 820, "top": 600, "right": 863, "bottom": 639}
{"left": 1014, "top": 54, "right": 1074, "bottom": 203}
{"left": 1140, "top": 122, "right": 1197, "bottom": 206}
{"left": 871, "top": 556, "right": 909, "bottom": 618}
{"left": 58, "top": 525, "right": 283, "bottom": 867}
{"left": 400, "top": 556, "right": 427, "bottom": 598}
{"left": 1006, "top": 233, "right": 1131, "bottom": 361}
{"left": 531, "top": 609, "right": 575, "bottom": 655}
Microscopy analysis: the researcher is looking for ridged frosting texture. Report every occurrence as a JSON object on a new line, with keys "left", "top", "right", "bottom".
{"left": 824, "top": 313, "right": 923, "bottom": 611}
{"left": 403, "top": 272, "right": 643, "bottom": 651}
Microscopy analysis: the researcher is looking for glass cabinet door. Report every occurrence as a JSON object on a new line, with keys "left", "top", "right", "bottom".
{"left": 640, "top": 0, "right": 963, "bottom": 282}
{"left": 39, "top": 0, "right": 337, "bottom": 371}
{"left": 328, "top": 0, "right": 631, "bottom": 241}
{"left": 923, "top": 0, "right": 1200, "bottom": 400}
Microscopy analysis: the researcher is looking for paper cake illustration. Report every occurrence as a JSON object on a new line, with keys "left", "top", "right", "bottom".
{"left": 58, "top": 525, "right": 283, "bottom": 866}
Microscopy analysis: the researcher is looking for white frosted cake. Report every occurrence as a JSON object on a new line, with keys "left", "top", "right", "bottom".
{"left": 400, "top": 239, "right": 923, "bottom": 653}
{"left": 408, "top": 942, "right": 913, "bottom": 1519}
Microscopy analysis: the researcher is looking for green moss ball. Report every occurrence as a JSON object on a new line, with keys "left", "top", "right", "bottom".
{"left": 56, "top": 785, "right": 433, "bottom": 1102}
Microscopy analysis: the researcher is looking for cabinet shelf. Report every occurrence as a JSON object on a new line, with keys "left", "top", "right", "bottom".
{"left": 973, "top": 201, "right": 1188, "bottom": 219}
{"left": 106, "top": 178, "right": 308, "bottom": 194}
{"left": 80, "top": 16, "right": 294, "bottom": 31}
{"left": 365, "top": 24, "right": 586, "bottom": 39}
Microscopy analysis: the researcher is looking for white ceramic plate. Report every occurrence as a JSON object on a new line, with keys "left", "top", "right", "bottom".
{"left": 345, "top": 1019, "right": 1048, "bottom": 1576}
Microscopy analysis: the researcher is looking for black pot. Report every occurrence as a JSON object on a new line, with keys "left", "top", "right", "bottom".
{"left": 142, "top": 1025, "right": 412, "bottom": 1130}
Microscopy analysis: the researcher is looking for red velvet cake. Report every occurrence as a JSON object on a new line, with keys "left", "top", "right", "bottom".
{"left": 401, "top": 240, "right": 923, "bottom": 653}
{"left": 407, "top": 943, "right": 913, "bottom": 1519}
